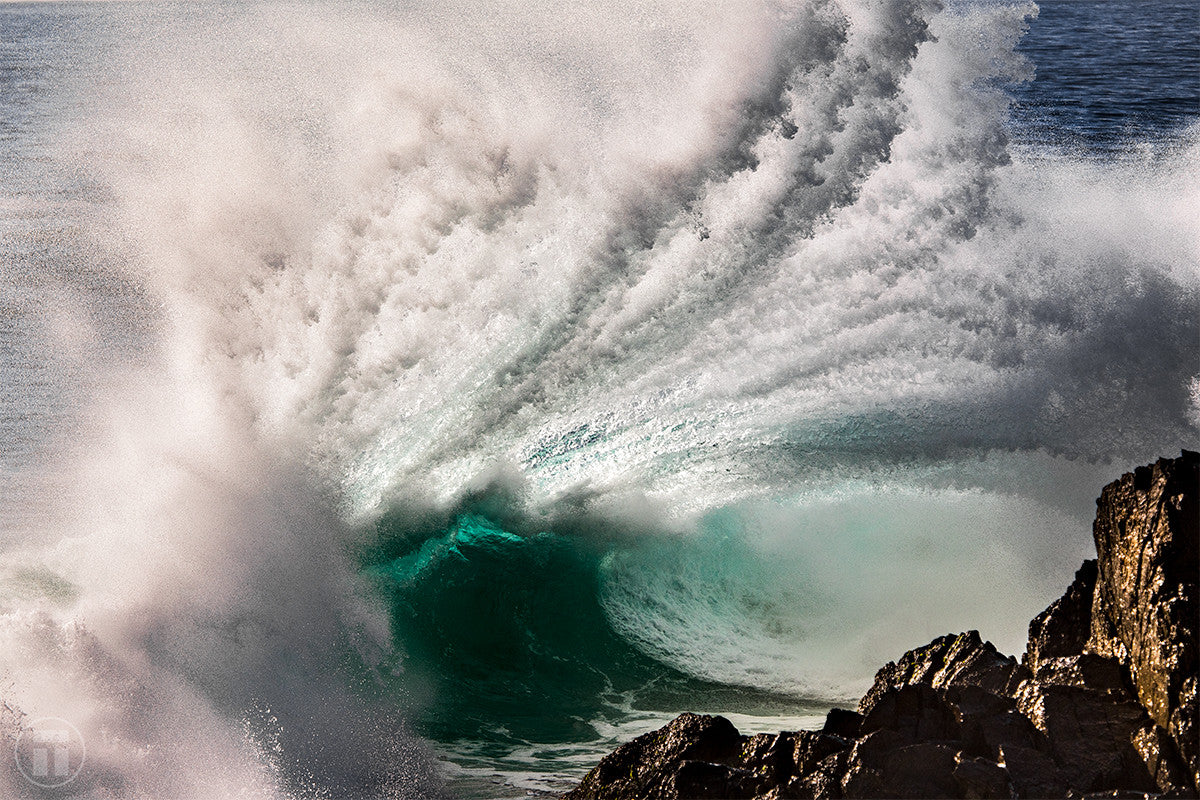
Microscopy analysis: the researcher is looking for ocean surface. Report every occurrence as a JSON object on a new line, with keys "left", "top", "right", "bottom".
{"left": 0, "top": 0, "right": 1196, "bottom": 797}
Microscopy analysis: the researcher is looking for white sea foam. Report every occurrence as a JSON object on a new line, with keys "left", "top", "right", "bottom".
{"left": 0, "top": 0, "right": 1196, "bottom": 796}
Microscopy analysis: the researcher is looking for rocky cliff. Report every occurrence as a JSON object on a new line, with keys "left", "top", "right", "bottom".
{"left": 565, "top": 451, "right": 1199, "bottom": 799}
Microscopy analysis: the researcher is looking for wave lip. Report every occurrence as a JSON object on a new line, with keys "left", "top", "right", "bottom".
{"left": 366, "top": 508, "right": 828, "bottom": 745}
{"left": 0, "top": 0, "right": 1196, "bottom": 797}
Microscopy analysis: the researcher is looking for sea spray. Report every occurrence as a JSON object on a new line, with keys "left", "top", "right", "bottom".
{"left": 0, "top": 0, "right": 1196, "bottom": 796}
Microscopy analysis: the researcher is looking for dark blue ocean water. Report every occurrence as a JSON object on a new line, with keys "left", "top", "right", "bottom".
{"left": 1011, "top": 0, "right": 1200, "bottom": 150}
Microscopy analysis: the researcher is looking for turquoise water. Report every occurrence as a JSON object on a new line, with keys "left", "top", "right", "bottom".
{"left": 366, "top": 507, "right": 833, "bottom": 735}
{"left": 0, "top": 0, "right": 1197, "bottom": 797}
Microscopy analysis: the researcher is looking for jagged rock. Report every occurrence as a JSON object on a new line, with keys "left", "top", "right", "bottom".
{"left": 1014, "top": 678, "right": 1157, "bottom": 793}
{"left": 1032, "top": 652, "right": 1128, "bottom": 693}
{"left": 669, "top": 760, "right": 761, "bottom": 799}
{"left": 565, "top": 453, "right": 1200, "bottom": 800}
{"left": 564, "top": 712, "right": 743, "bottom": 800}
{"left": 1173, "top": 675, "right": 1198, "bottom": 787}
{"left": 744, "top": 732, "right": 801, "bottom": 785}
{"left": 756, "top": 781, "right": 812, "bottom": 800}
{"left": 821, "top": 708, "right": 863, "bottom": 740}
{"left": 1131, "top": 721, "right": 1193, "bottom": 794}
{"left": 1087, "top": 451, "right": 1199, "bottom": 788}
{"left": 838, "top": 731, "right": 892, "bottom": 798}
{"left": 951, "top": 685, "right": 1043, "bottom": 760}
{"left": 1000, "top": 743, "right": 1070, "bottom": 798}
{"left": 952, "top": 753, "right": 1011, "bottom": 799}
{"left": 792, "top": 731, "right": 852, "bottom": 778}
{"left": 874, "top": 742, "right": 961, "bottom": 798}
{"left": 797, "top": 751, "right": 847, "bottom": 799}
{"left": 859, "top": 683, "right": 961, "bottom": 743}
{"left": 1027, "top": 559, "right": 1099, "bottom": 670}
{"left": 859, "top": 631, "right": 1020, "bottom": 715}
{"left": 844, "top": 728, "right": 908, "bottom": 773}
{"left": 839, "top": 736, "right": 999, "bottom": 799}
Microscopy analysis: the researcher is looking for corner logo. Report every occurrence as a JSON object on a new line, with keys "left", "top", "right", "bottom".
{"left": 13, "top": 717, "right": 86, "bottom": 789}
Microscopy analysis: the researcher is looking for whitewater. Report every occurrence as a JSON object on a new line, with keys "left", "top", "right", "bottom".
{"left": 0, "top": 0, "right": 1197, "bottom": 796}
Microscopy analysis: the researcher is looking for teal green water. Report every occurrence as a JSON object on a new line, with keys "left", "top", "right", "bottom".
{"left": 0, "top": 0, "right": 1196, "bottom": 797}
{"left": 364, "top": 506, "right": 826, "bottom": 748}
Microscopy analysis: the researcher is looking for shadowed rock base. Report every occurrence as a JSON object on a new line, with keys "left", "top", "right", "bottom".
{"left": 565, "top": 451, "right": 1199, "bottom": 800}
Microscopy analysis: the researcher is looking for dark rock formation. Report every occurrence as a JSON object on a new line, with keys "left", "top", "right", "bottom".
{"left": 1026, "top": 559, "right": 1098, "bottom": 670}
{"left": 1087, "top": 453, "right": 1199, "bottom": 786}
{"left": 566, "top": 713, "right": 747, "bottom": 800}
{"left": 565, "top": 451, "right": 1200, "bottom": 800}
{"left": 859, "top": 631, "right": 1025, "bottom": 714}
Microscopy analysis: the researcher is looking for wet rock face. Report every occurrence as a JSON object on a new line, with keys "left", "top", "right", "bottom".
{"left": 565, "top": 452, "right": 1200, "bottom": 800}
{"left": 564, "top": 713, "right": 745, "bottom": 800}
{"left": 1087, "top": 452, "right": 1199, "bottom": 786}
{"left": 858, "top": 631, "right": 1021, "bottom": 715}
{"left": 1013, "top": 668, "right": 1157, "bottom": 793}
{"left": 1026, "top": 559, "right": 1098, "bottom": 670}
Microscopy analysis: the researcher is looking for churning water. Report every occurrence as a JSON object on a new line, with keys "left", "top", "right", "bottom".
{"left": 0, "top": 0, "right": 1197, "bottom": 796}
